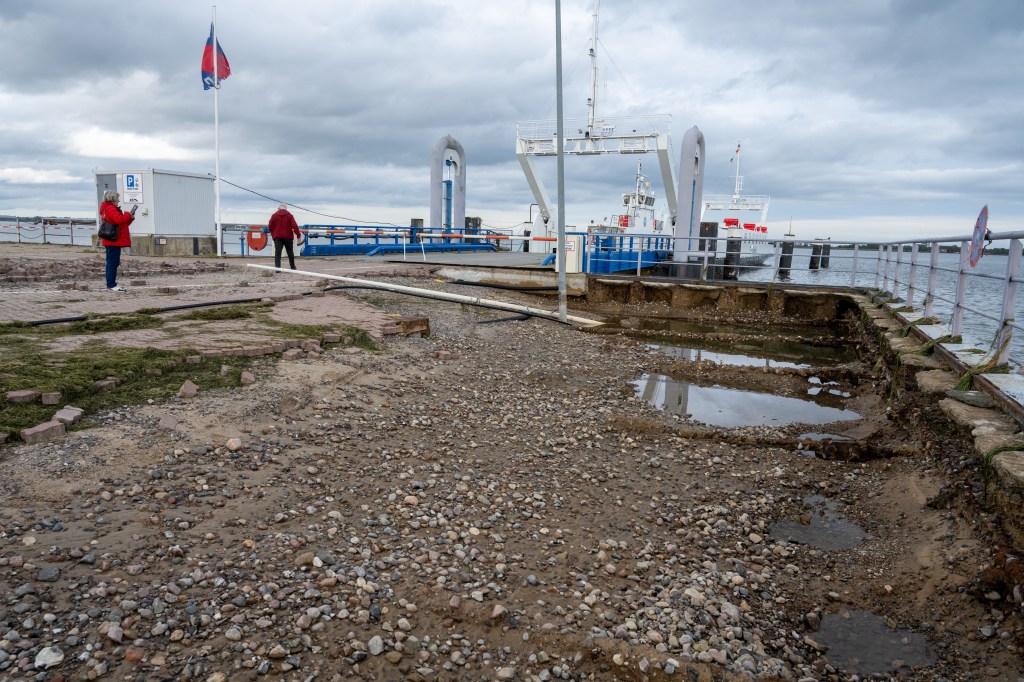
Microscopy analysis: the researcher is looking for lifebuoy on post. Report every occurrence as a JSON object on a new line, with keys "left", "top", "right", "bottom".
{"left": 246, "top": 226, "right": 268, "bottom": 251}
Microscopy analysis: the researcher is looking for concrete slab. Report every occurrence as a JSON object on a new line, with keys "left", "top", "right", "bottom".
{"left": 939, "top": 398, "right": 1018, "bottom": 434}
{"left": 915, "top": 369, "right": 958, "bottom": 394}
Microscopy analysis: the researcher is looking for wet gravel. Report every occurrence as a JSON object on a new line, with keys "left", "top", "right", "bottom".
{"left": 0, "top": 276, "right": 1021, "bottom": 681}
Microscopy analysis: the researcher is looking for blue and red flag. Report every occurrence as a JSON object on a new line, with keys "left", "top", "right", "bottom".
{"left": 201, "top": 23, "right": 231, "bottom": 90}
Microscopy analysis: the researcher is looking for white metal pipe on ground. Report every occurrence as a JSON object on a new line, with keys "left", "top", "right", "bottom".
{"left": 245, "top": 264, "right": 604, "bottom": 327}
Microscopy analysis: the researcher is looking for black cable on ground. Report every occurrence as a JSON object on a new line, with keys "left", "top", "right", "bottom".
{"left": 321, "top": 285, "right": 567, "bottom": 324}
{"left": 478, "top": 314, "right": 531, "bottom": 324}
{"left": 26, "top": 294, "right": 312, "bottom": 327}
{"left": 450, "top": 279, "right": 558, "bottom": 292}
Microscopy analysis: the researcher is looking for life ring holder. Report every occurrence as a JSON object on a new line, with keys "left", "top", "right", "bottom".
{"left": 246, "top": 226, "right": 268, "bottom": 251}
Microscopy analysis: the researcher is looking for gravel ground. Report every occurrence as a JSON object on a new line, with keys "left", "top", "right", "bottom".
{"left": 0, "top": 274, "right": 1021, "bottom": 681}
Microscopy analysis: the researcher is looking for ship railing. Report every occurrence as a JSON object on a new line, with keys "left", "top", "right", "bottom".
{"left": 588, "top": 230, "right": 1024, "bottom": 368}
{"left": 516, "top": 115, "right": 672, "bottom": 142}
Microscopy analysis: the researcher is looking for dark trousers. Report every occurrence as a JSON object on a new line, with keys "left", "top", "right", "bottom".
{"left": 105, "top": 246, "right": 122, "bottom": 288}
{"left": 273, "top": 238, "right": 296, "bottom": 270}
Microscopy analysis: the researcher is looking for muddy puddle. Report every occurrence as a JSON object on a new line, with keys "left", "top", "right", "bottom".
{"left": 648, "top": 343, "right": 811, "bottom": 369}
{"left": 769, "top": 495, "right": 866, "bottom": 549}
{"left": 633, "top": 374, "right": 861, "bottom": 428}
{"left": 813, "top": 609, "right": 936, "bottom": 675}
{"left": 604, "top": 317, "right": 858, "bottom": 361}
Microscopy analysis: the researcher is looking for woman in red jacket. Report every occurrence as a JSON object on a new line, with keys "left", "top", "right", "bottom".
{"left": 98, "top": 190, "right": 135, "bottom": 291}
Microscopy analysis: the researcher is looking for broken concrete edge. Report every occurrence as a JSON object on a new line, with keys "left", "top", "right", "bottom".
{"left": 985, "top": 450, "right": 1024, "bottom": 551}
{"left": 869, "top": 303, "right": 1024, "bottom": 553}
{"left": 873, "top": 299, "right": 1024, "bottom": 426}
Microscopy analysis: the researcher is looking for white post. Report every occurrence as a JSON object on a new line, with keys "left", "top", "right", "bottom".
{"left": 996, "top": 238, "right": 1022, "bottom": 364}
{"left": 906, "top": 243, "right": 919, "bottom": 308}
{"left": 850, "top": 243, "right": 859, "bottom": 288}
{"left": 951, "top": 240, "right": 969, "bottom": 337}
{"left": 213, "top": 6, "right": 223, "bottom": 257}
{"left": 555, "top": 0, "right": 567, "bottom": 323}
{"left": 924, "top": 244, "right": 939, "bottom": 318}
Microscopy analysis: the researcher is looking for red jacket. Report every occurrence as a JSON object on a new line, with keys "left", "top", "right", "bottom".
{"left": 268, "top": 208, "right": 300, "bottom": 240}
{"left": 99, "top": 201, "right": 134, "bottom": 247}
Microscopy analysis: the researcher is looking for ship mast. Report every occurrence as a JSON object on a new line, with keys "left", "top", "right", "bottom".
{"left": 586, "top": 0, "right": 600, "bottom": 137}
{"left": 732, "top": 141, "right": 743, "bottom": 200}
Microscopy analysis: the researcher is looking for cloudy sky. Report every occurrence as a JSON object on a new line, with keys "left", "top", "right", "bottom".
{"left": 0, "top": 0, "right": 1020, "bottom": 241}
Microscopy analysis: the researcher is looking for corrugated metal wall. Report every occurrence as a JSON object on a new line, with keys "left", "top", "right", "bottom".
{"left": 152, "top": 172, "right": 215, "bottom": 237}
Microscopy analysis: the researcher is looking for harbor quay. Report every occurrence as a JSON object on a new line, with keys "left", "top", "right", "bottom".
{"left": 0, "top": 244, "right": 1022, "bottom": 680}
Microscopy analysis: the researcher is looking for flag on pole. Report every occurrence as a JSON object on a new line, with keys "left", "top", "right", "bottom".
{"left": 201, "top": 23, "right": 231, "bottom": 90}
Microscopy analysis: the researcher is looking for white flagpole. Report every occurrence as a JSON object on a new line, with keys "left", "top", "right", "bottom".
{"left": 213, "top": 6, "right": 223, "bottom": 256}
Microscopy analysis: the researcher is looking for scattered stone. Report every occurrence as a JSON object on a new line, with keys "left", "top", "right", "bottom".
{"left": 34, "top": 646, "right": 64, "bottom": 670}
{"left": 37, "top": 565, "right": 60, "bottom": 582}
{"left": 368, "top": 635, "right": 384, "bottom": 655}
{"left": 179, "top": 380, "right": 200, "bottom": 398}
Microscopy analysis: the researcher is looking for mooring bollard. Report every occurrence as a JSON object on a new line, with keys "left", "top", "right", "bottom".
{"left": 779, "top": 234, "right": 795, "bottom": 278}
{"left": 810, "top": 243, "right": 822, "bottom": 270}
{"left": 724, "top": 227, "right": 741, "bottom": 280}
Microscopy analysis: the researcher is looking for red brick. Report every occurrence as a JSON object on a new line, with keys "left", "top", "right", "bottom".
{"left": 20, "top": 420, "right": 66, "bottom": 444}
{"left": 54, "top": 407, "right": 84, "bottom": 424}
{"left": 6, "top": 389, "right": 40, "bottom": 404}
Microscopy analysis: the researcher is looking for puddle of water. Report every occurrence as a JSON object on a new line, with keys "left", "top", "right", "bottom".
{"left": 633, "top": 374, "right": 861, "bottom": 428}
{"left": 768, "top": 495, "right": 866, "bottom": 549}
{"left": 814, "top": 609, "right": 935, "bottom": 676}
{"left": 649, "top": 344, "right": 811, "bottom": 369}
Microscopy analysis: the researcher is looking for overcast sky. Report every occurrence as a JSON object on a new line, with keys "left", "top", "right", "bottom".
{"left": 0, "top": 0, "right": 1021, "bottom": 242}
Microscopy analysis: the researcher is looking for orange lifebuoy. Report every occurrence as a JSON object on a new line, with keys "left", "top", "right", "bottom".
{"left": 246, "top": 226, "right": 268, "bottom": 251}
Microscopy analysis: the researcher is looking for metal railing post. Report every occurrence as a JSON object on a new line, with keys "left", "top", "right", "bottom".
{"left": 906, "top": 243, "right": 919, "bottom": 308}
{"left": 924, "top": 243, "right": 939, "bottom": 318}
{"left": 850, "top": 244, "right": 859, "bottom": 288}
{"left": 892, "top": 244, "right": 904, "bottom": 301}
{"left": 636, "top": 237, "right": 643, "bottom": 277}
{"left": 882, "top": 245, "right": 892, "bottom": 292}
{"left": 772, "top": 239, "right": 782, "bottom": 281}
{"left": 996, "top": 237, "right": 1023, "bottom": 364}
{"left": 951, "top": 240, "right": 970, "bottom": 337}
{"left": 874, "top": 244, "right": 883, "bottom": 289}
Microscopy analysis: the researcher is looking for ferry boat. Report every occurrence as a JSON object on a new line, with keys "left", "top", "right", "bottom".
{"left": 588, "top": 162, "right": 666, "bottom": 236}
{"left": 700, "top": 142, "right": 772, "bottom": 268}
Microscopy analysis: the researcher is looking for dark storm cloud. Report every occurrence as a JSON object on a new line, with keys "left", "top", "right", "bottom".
{"left": 0, "top": 0, "right": 1021, "bottom": 238}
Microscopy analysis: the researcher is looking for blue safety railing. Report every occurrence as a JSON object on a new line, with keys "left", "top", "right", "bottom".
{"left": 297, "top": 225, "right": 505, "bottom": 257}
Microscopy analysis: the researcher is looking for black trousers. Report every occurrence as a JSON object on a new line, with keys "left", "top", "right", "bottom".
{"left": 273, "top": 238, "right": 296, "bottom": 270}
